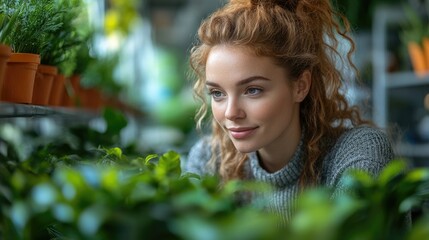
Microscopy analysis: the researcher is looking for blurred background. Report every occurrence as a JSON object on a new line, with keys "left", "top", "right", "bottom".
{"left": 1, "top": 0, "right": 429, "bottom": 167}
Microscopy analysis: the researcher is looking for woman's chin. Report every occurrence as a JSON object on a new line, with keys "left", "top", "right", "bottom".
{"left": 231, "top": 142, "right": 258, "bottom": 153}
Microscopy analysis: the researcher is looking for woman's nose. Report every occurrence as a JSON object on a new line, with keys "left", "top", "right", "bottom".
{"left": 225, "top": 98, "right": 245, "bottom": 120}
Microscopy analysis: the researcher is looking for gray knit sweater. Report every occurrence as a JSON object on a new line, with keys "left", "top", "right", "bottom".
{"left": 183, "top": 126, "right": 394, "bottom": 223}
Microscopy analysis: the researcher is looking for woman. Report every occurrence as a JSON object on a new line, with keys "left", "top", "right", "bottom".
{"left": 184, "top": 0, "right": 394, "bottom": 222}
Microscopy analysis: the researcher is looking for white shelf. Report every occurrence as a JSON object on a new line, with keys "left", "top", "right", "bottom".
{"left": 387, "top": 72, "right": 429, "bottom": 88}
{"left": 396, "top": 143, "right": 429, "bottom": 158}
{"left": 0, "top": 102, "right": 98, "bottom": 119}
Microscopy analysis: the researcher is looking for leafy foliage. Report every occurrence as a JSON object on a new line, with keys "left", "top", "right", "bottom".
{"left": 0, "top": 108, "right": 428, "bottom": 239}
{"left": 40, "top": 0, "right": 87, "bottom": 74}
{"left": 286, "top": 160, "right": 429, "bottom": 240}
{"left": 80, "top": 53, "right": 124, "bottom": 97}
{"left": 0, "top": 4, "right": 19, "bottom": 44}
{"left": 0, "top": 0, "right": 64, "bottom": 54}
{"left": 0, "top": 149, "right": 281, "bottom": 240}
{"left": 1, "top": 144, "right": 428, "bottom": 240}
{"left": 401, "top": 3, "right": 429, "bottom": 45}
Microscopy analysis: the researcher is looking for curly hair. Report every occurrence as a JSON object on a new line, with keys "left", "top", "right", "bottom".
{"left": 189, "top": 0, "right": 370, "bottom": 186}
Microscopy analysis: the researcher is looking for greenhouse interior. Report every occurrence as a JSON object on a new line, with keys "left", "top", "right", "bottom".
{"left": 0, "top": 0, "right": 429, "bottom": 239}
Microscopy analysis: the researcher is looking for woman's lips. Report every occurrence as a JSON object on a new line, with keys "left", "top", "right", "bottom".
{"left": 228, "top": 127, "right": 258, "bottom": 139}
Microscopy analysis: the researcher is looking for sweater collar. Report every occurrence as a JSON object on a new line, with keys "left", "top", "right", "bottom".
{"left": 248, "top": 133, "right": 305, "bottom": 188}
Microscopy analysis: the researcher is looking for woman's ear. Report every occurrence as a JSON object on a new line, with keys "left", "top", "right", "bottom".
{"left": 293, "top": 70, "right": 311, "bottom": 102}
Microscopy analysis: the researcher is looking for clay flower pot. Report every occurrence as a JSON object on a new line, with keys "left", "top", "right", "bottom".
{"left": 49, "top": 73, "right": 65, "bottom": 106}
{"left": 70, "top": 74, "right": 82, "bottom": 107}
{"left": 2, "top": 53, "right": 40, "bottom": 103}
{"left": 61, "top": 76, "right": 73, "bottom": 107}
{"left": 32, "top": 64, "right": 58, "bottom": 105}
{"left": 83, "top": 87, "right": 103, "bottom": 111}
{"left": 0, "top": 44, "right": 12, "bottom": 99}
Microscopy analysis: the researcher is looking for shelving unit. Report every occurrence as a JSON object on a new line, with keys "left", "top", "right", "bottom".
{"left": 0, "top": 102, "right": 98, "bottom": 119}
{"left": 387, "top": 72, "right": 429, "bottom": 88}
{"left": 372, "top": 6, "right": 429, "bottom": 164}
{"left": 0, "top": 101, "right": 103, "bottom": 132}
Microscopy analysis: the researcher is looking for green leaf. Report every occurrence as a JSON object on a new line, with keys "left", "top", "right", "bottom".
{"left": 378, "top": 159, "right": 407, "bottom": 186}
{"left": 157, "top": 151, "right": 181, "bottom": 177}
{"left": 405, "top": 168, "right": 429, "bottom": 182}
{"left": 106, "top": 147, "right": 123, "bottom": 160}
{"left": 144, "top": 154, "right": 158, "bottom": 165}
{"left": 103, "top": 107, "right": 128, "bottom": 137}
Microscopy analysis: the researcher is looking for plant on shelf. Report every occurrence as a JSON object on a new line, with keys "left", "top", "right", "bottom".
{"left": 400, "top": 1, "right": 429, "bottom": 76}
{"left": 0, "top": 6, "right": 18, "bottom": 44}
{"left": 41, "top": 0, "right": 90, "bottom": 74}
{"left": 1, "top": 0, "right": 63, "bottom": 55}
{"left": 0, "top": 9, "right": 16, "bottom": 96}
{"left": 0, "top": 0, "right": 64, "bottom": 104}
{"left": 37, "top": 0, "right": 90, "bottom": 106}
{"left": 78, "top": 52, "right": 124, "bottom": 110}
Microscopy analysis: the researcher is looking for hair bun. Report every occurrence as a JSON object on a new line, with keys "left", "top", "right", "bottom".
{"left": 250, "top": 0, "right": 298, "bottom": 11}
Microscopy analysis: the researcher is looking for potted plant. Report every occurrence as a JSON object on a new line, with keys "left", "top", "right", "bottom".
{"left": 401, "top": 2, "right": 429, "bottom": 76}
{"left": 0, "top": 0, "right": 62, "bottom": 104}
{"left": 58, "top": 28, "right": 98, "bottom": 108}
{"left": 79, "top": 53, "right": 123, "bottom": 111}
{"left": 55, "top": 1, "right": 96, "bottom": 109}
{"left": 34, "top": 0, "right": 86, "bottom": 106}
{"left": 0, "top": 7, "right": 17, "bottom": 100}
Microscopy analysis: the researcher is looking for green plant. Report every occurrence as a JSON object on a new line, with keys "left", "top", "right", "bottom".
{"left": 401, "top": 3, "right": 429, "bottom": 45}
{"left": 286, "top": 159, "right": 429, "bottom": 240}
{"left": 0, "top": 147, "right": 280, "bottom": 240}
{"left": 0, "top": 107, "right": 130, "bottom": 166}
{"left": 40, "top": 0, "right": 86, "bottom": 73}
{"left": 1, "top": 114, "right": 429, "bottom": 239}
{"left": 0, "top": 4, "right": 19, "bottom": 44}
{"left": 0, "top": 0, "right": 63, "bottom": 54}
{"left": 80, "top": 53, "right": 123, "bottom": 97}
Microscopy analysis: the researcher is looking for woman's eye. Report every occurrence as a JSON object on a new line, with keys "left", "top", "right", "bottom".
{"left": 208, "top": 90, "right": 225, "bottom": 99}
{"left": 245, "top": 87, "right": 262, "bottom": 95}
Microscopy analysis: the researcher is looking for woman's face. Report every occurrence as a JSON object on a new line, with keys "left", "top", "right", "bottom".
{"left": 205, "top": 45, "right": 307, "bottom": 153}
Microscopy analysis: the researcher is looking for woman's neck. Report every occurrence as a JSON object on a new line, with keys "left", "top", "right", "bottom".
{"left": 257, "top": 125, "right": 302, "bottom": 173}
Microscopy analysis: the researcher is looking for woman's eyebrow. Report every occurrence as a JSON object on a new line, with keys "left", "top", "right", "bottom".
{"left": 206, "top": 76, "right": 270, "bottom": 87}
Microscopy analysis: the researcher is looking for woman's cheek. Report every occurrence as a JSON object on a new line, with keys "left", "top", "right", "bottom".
{"left": 211, "top": 102, "right": 224, "bottom": 122}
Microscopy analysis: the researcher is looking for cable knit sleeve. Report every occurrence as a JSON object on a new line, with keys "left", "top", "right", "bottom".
{"left": 182, "top": 136, "right": 216, "bottom": 176}
{"left": 322, "top": 126, "right": 395, "bottom": 189}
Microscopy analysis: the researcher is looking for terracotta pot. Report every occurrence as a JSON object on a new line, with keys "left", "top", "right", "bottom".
{"left": 61, "top": 76, "right": 73, "bottom": 107}
{"left": 49, "top": 73, "right": 65, "bottom": 106}
{"left": 2, "top": 53, "right": 40, "bottom": 103}
{"left": 84, "top": 87, "right": 103, "bottom": 110}
{"left": 0, "top": 44, "right": 12, "bottom": 99}
{"left": 32, "top": 64, "right": 58, "bottom": 105}
{"left": 70, "top": 74, "right": 82, "bottom": 107}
